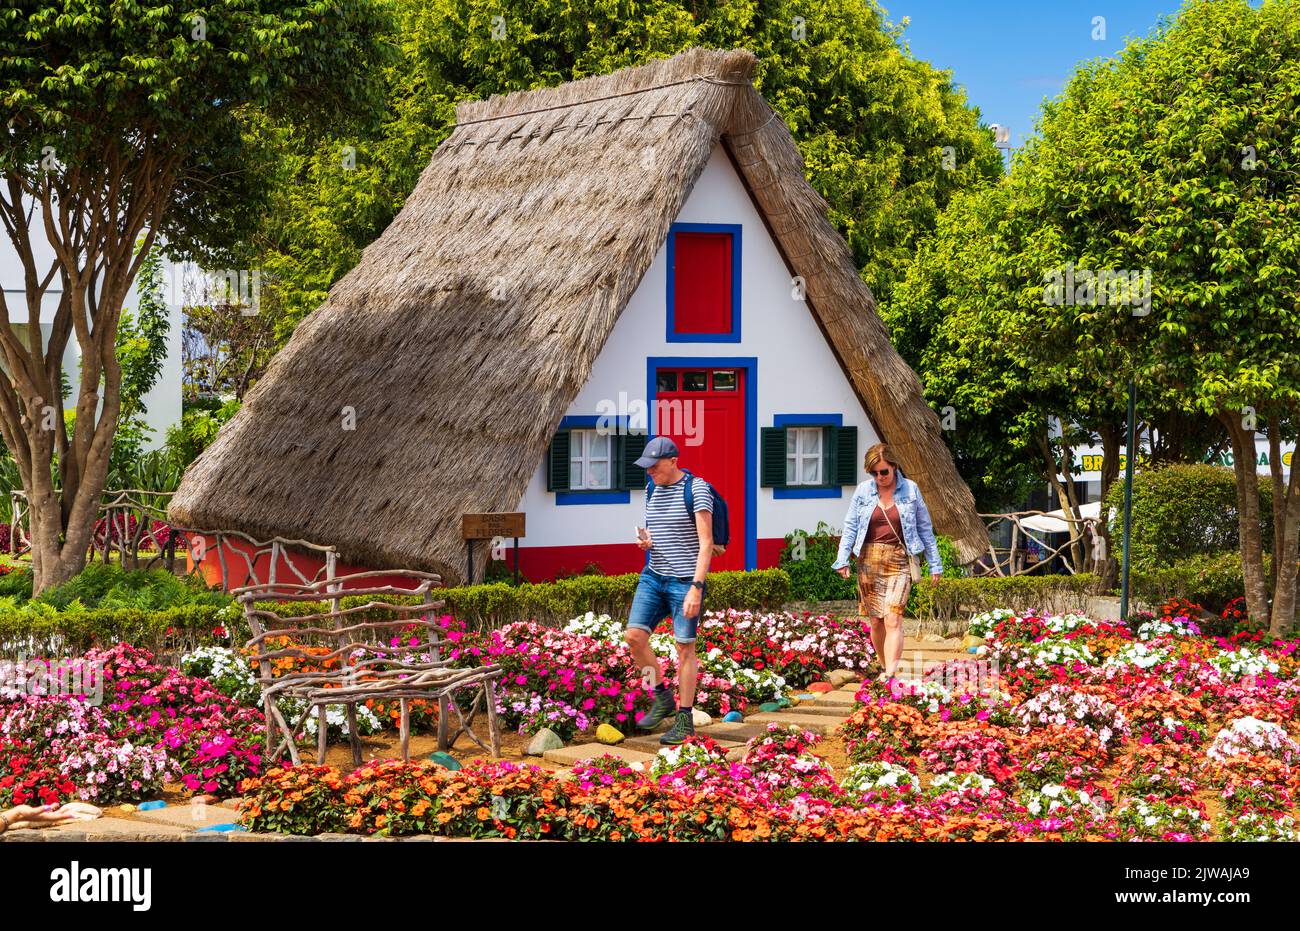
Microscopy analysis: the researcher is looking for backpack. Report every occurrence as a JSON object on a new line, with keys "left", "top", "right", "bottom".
{"left": 646, "top": 469, "right": 730, "bottom": 552}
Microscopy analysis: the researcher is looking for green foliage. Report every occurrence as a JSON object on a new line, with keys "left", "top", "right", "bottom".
{"left": 1102, "top": 463, "right": 1275, "bottom": 572}
{"left": 911, "top": 574, "right": 1101, "bottom": 629}
{"left": 439, "top": 569, "right": 790, "bottom": 630}
{"left": 32, "top": 563, "right": 231, "bottom": 612}
{"left": 1129, "top": 551, "right": 1262, "bottom": 615}
{"left": 779, "top": 523, "right": 855, "bottom": 602}
{"left": 0, "top": 604, "right": 235, "bottom": 660}
{"left": 162, "top": 399, "right": 242, "bottom": 470}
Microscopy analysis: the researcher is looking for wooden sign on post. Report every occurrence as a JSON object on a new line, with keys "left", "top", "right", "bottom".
{"left": 461, "top": 512, "right": 526, "bottom": 585}
{"left": 461, "top": 512, "right": 526, "bottom": 540}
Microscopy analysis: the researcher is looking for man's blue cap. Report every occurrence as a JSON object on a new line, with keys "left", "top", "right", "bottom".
{"left": 634, "top": 436, "right": 680, "bottom": 469}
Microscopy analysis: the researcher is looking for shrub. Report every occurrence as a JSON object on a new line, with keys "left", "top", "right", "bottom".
{"left": 33, "top": 562, "right": 229, "bottom": 612}
{"left": 1101, "top": 463, "right": 1275, "bottom": 572}
{"left": 911, "top": 574, "right": 1101, "bottom": 629}
{"left": 437, "top": 569, "right": 789, "bottom": 630}
{"left": 780, "top": 524, "right": 961, "bottom": 608}
{"left": 1128, "top": 551, "right": 1261, "bottom": 614}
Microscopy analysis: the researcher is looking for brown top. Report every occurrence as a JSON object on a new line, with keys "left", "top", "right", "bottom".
{"left": 866, "top": 502, "right": 903, "bottom": 545}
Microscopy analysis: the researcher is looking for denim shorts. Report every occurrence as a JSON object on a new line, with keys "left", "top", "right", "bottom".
{"left": 626, "top": 568, "right": 702, "bottom": 643}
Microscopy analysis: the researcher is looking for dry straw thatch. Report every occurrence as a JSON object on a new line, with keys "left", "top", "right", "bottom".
{"left": 170, "top": 47, "right": 988, "bottom": 581}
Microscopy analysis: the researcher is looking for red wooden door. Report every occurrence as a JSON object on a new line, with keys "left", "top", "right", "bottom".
{"left": 654, "top": 367, "right": 745, "bottom": 571}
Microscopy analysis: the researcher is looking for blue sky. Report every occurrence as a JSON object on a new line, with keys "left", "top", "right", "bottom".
{"left": 879, "top": 0, "right": 1191, "bottom": 149}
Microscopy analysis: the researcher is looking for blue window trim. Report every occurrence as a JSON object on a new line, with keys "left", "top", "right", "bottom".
{"left": 555, "top": 414, "right": 631, "bottom": 505}
{"left": 772, "top": 414, "right": 845, "bottom": 499}
{"left": 665, "top": 222, "right": 742, "bottom": 343}
{"left": 646, "top": 356, "right": 757, "bottom": 570}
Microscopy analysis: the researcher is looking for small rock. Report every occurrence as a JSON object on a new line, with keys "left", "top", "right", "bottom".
{"left": 192, "top": 795, "right": 220, "bottom": 806}
{"left": 808, "top": 682, "right": 835, "bottom": 693}
{"left": 961, "top": 634, "right": 986, "bottom": 651}
{"left": 795, "top": 693, "right": 817, "bottom": 700}
{"left": 119, "top": 804, "right": 136, "bottom": 814}
{"left": 525, "top": 728, "right": 564, "bottom": 756}
{"left": 427, "top": 751, "right": 461, "bottom": 771}
{"left": 758, "top": 701, "right": 781, "bottom": 713}
{"left": 691, "top": 709, "right": 711, "bottom": 727}
{"left": 826, "top": 669, "right": 858, "bottom": 688}
{"left": 137, "top": 800, "right": 167, "bottom": 811}
{"left": 775, "top": 696, "right": 792, "bottom": 708}
{"left": 596, "top": 723, "right": 624, "bottom": 744}
{"left": 722, "top": 711, "right": 743, "bottom": 723}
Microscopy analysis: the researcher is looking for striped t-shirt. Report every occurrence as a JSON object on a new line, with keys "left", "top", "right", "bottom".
{"left": 646, "top": 475, "right": 713, "bottom": 578}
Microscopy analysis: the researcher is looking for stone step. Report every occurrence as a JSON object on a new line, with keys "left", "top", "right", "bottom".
{"left": 744, "top": 712, "right": 845, "bottom": 735}
{"left": 801, "top": 691, "right": 857, "bottom": 707}
{"left": 542, "top": 743, "right": 658, "bottom": 768}
{"left": 47, "top": 817, "right": 193, "bottom": 839}
{"left": 133, "top": 803, "right": 239, "bottom": 830}
{"left": 786, "top": 702, "right": 850, "bottom": 717}
{"left": 623, "top": 734, "right": 743, "bottom": 755}
{"left": 696, "top": 721, "right": 772, "bottom": 743}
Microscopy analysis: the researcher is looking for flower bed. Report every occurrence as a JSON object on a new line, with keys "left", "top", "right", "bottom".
{"left": 0, "top": 643, "right": 264, "bottom": 802}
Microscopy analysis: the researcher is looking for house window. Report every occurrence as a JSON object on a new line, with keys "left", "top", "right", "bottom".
{"left": 667, "top": 223, "right": 741, "bottom": 342}
{"left": 546, "top": 418, "right": 647, "bottom": 503}
{"left": 761, "top": 418, "right": 859, "bottom": 498}
{"left": 786, "top": 427, "right": 824, "bottom": 486}
{"left": 569, "top": 429, "right": 612, "bottom": 490}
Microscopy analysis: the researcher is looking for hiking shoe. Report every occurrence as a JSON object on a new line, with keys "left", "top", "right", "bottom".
{"left": 637, "top": 688, "right": 676, "bottom": 731}
{"left": 659, "top": 710, "right": 695, "bottom": 745}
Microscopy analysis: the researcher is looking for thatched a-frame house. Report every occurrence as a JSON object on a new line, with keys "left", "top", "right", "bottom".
{"left": 170, "top": 47, "right": 987, "bottom": 585}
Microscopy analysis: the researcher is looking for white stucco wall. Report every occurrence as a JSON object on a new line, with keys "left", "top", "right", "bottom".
{"left": 516, "top": 143, "right": 879, "bottom": 556}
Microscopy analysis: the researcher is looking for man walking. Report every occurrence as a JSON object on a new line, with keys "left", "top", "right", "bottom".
{"left": 625, "top": 436, "right": 713, "bottom": 745}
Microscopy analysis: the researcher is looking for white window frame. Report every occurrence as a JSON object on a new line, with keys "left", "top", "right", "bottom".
{"left": 785, "top": 426, "right": 825, "bottom": 486}
{"left": 569, "top": 429, "right": 613, "bottom": 490}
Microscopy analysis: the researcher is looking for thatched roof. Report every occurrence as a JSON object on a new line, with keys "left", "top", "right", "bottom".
{"left": 170, "top": 47, "right": 989, "bottom": 581}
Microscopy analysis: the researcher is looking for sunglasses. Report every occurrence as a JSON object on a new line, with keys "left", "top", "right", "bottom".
{"left": 871, "top": 468, "right": 893, "bottom": 477}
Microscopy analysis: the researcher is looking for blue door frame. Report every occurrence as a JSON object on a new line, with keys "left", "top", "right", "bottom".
{"left": 645, "top": 356, "right": 758, "bottom": 571}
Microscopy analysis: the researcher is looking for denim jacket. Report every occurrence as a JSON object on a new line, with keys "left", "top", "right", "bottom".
{"left": 831, "top": 471, "right": 943, "bottom": 574}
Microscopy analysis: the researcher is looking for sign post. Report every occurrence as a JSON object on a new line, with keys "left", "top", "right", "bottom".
{"left": 461, "top": 513, "right": 526, "bottom": 585}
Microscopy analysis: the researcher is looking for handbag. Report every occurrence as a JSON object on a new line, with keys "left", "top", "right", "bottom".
{"left": 881, "top": 502, "right": 922, "bottom": 584}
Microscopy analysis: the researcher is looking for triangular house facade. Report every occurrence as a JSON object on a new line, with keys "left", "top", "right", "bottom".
{"left": 170, "top": 48, "right": 987, "bottom": 585}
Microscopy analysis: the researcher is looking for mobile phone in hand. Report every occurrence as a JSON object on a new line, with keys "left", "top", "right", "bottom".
{"left": 635, "top": 526, "right": 650, "bottom": 544}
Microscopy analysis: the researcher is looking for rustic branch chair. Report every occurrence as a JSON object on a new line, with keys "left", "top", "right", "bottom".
{"left": 235, "top": 570, "right": 502, "bottom": 766}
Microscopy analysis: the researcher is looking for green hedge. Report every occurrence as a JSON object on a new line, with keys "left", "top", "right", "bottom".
{"left": 1101, "top": 463, "right": 1276, "bottom": 572}
{"left": 0, "top": 604, "right": 233, "bottom": 659}
{"left": 1128, "top": 550, "right": 1260, "bottom": 614}
{"left": 911, "top": 574, "right": 1102, "bottom": 629}
{"left": 778, "top": 524, "right": 960, "bottom": 609}
{"left": 232, "top": 569, "right": 790, "bottom": 632}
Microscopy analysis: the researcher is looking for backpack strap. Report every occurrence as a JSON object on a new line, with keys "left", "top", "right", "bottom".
{"left": 681, "top": 468, "right": 694, "bottom": 519}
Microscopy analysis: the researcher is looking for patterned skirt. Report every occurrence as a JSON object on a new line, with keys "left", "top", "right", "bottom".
{"left": 857, "top": 542, "right": 912, "bottom": 618}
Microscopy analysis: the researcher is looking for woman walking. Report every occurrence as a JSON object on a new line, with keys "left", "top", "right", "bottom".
{"left": 832, "top": 443, "right": 943, "bottom": 679}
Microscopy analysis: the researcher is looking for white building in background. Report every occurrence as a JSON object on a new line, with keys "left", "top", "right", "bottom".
{"left": 0, "top": 207, "right": 184, "bottom": 450}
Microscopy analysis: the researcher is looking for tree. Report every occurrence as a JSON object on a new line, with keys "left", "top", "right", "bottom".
{"left": 0, "top": 0, "right": 394, "bottom": 592}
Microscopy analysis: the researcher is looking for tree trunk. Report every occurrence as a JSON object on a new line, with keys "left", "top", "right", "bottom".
{"left": 1268, "top": 418, "right": 1285, "bottom": 594}
{"left": 1096, "top": 424, "right": 1122, "bottom": 589}
{"left": 1220, "top": 411, "right": 1271, "bottom": 628}
{"left": 1267, "top": 407, "right": 1300, "bottom": 634}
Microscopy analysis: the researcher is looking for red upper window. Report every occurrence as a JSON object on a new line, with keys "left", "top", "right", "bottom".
{"left": 671, "top": 231, "right": 734, "bottom": 335}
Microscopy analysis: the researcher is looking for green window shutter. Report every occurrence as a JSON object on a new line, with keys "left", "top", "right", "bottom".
{"left": 619, "top": 429, "right": 647, "bottom": 490}
{"left": 547, "top": 430, "right": 571, "bottom": 491}
{"left": 761, "top": 426, "right": 787, "bottom": 487}
{"left": 834, "top": 425, "right": 858, "bottom": 485}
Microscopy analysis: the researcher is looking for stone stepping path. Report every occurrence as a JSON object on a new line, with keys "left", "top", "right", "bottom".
{"left": 744, "top": 711, "right": 844, "bottom": 735}
{"left": 542, "top": 743, "right": 658, "bottom": 767}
